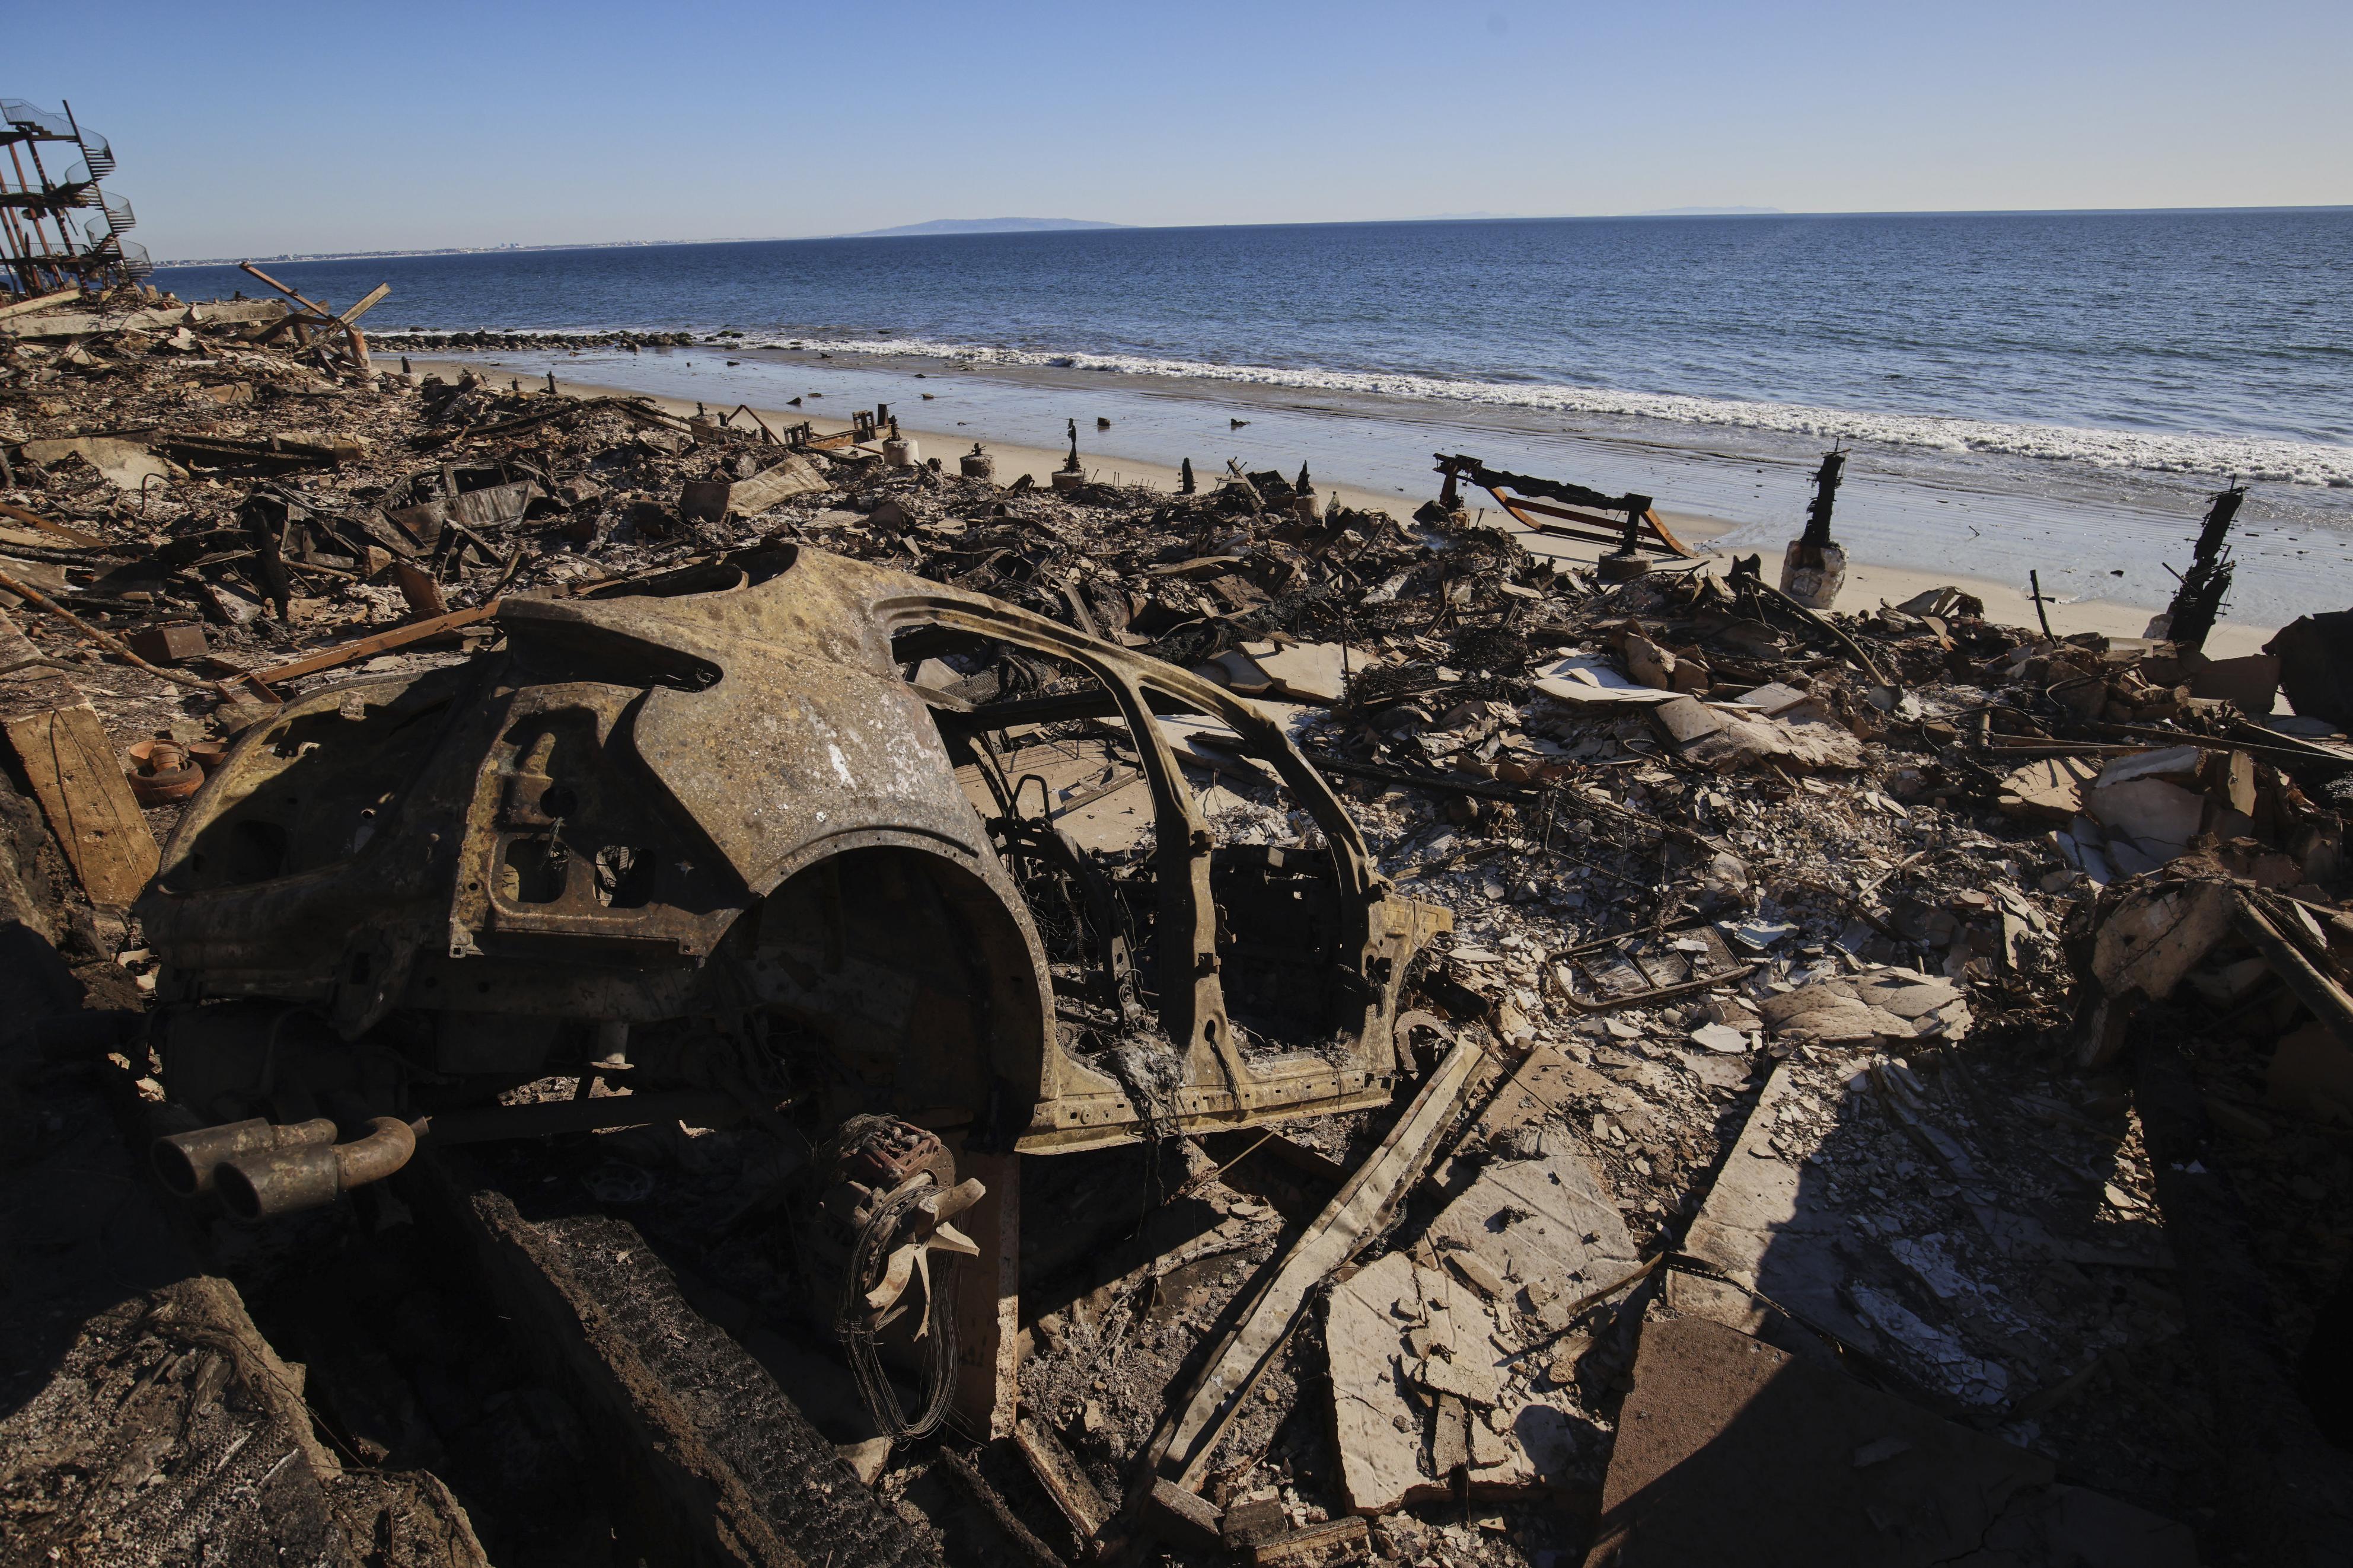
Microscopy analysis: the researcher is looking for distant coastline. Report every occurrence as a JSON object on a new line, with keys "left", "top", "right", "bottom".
{"left": 843, "top": 217, "right": 1130, "bottom": 238}
{"left": 153, "top": 236, "right": 772, "bottom": 269}
{"left": 152, "top": 217, "right": 1130, "bottom": 267}
{"left": 146, "top": 205, "right": 2352, "bottom": 269}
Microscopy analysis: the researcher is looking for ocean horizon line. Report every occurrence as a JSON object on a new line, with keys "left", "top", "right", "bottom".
{"left": 146, "top": 203, "right": 2353, "bottom": 270}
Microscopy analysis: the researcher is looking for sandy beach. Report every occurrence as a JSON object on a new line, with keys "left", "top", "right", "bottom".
{"left": 404, "top": 352, "right": 2282, "bottom": 660}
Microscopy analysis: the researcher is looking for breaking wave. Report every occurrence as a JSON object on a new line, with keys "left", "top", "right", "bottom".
{"left": 764, "top": 334, "right": 2353, "bottom": 490}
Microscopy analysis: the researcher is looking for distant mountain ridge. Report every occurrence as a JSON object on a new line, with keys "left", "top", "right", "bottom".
{"left": 846, "top": 217, "right": 1130, "bottom": 238}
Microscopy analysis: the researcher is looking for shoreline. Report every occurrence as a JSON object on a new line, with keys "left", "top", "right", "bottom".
{"left": 374, "top": 328, "right": 2353, "bottom": 487}
{"left": 403, "top": 351, "right": 2286, "bottom": 657}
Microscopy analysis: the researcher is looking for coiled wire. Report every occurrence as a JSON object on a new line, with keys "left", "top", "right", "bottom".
{"left": 835, "top": 1178, "right": 959, "bottom": 1440}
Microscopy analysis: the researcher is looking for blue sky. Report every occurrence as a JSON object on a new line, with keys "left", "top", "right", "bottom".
{"left": 15, "top": 0, "right": 2350, "bottom": 258}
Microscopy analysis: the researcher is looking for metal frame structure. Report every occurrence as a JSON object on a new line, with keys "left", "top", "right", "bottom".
{"left": 1, "top": 97, "right": 148, "bottom": 296}
{"left": 1433, "top": 452, "right": 1694, "bottom": 561}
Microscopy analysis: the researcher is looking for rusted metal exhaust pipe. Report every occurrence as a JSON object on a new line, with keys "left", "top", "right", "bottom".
{"left": 215, "top": 1116, "right": 418, "bottom": 1221}
{"left": 152, "top": 1116, "right": 336, "bottom": 1197}
{"left": 162, "top": 1090, "right": 747, "bottom": 1217}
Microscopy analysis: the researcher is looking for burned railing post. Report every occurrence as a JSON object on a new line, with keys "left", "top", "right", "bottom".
{"left": 1598, "top": 493, "right": 1655, "bottom": 582}
{"left": 1777, "top": 447, "right": 1848, "bottom": 611}
{"left": 1434, "top": 452, "right": 1464, "bottom": 514}
{"left": 2159, "top": 481, "right": 2246, "bottom": 653}
{"left": 882, "top": 416, "right": 916, "bottom": 470}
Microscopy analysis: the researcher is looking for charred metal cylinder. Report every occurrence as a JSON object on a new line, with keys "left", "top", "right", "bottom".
{"left": 215, "top": 1116, "right": 417, "bottom": 1221}
{"left": 152, "top": 1116, "right": 336, "bottom": 1197}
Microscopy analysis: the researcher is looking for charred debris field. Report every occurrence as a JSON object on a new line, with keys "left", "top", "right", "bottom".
{"left": 3, "top": 275, "right": 2352, "bottom": 1568}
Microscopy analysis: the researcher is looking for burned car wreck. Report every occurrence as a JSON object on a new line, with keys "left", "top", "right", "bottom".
{"left": 135, "top": 542, "right": 1449, "bottom": 1435}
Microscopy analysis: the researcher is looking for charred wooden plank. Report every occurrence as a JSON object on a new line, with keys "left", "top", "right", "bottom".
{"left": 409, "top": 1151, "right": 940, "bottom": 1568}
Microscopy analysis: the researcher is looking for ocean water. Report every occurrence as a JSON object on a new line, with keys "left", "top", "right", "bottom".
{"left": 155, "top": 213, "right": 2353, "bottom": 622}
{"left": 158, "top": 212, "right": 2353, "bottom": 488}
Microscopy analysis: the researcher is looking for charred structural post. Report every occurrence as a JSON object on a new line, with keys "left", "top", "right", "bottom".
{"left": 1596, "top": 493, "right": 1656, "bottom": 582}
{"left": 1179, "top": 456, "right": 1195, "bottom": 494}
{"left": 2160, "top": 482, "right": 2246, "bottom": 654}
{"left": 882, "top": 417, "right": 917, "bottom": 470}
{"left": 1800, "top": 450, "right": 1841, "bottom": 550}
{"left": 1778, "top": 448, "right": 1848, "bottom": 611}
{"left": 1053, "top": 418, "right": 1085, "bottom": 493}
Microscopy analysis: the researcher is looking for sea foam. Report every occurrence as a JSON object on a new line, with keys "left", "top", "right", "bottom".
{"left": 765, "top": 336, "right": 2353, "bottom": 490}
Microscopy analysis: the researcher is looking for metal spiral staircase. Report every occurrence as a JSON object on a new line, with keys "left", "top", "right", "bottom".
{"left": 77, "top": 130, "right": 114, "bottom": 181}
{"left": 1, "top": 97, "right": 147, "bottom": 293}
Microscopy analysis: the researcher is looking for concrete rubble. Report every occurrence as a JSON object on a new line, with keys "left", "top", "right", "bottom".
{"left": 4, "top": 272, "right": 2353, "bottom": 1568}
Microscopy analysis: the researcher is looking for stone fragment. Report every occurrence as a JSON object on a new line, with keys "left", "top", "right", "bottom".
{"left": 1677, "top": 708, "right": 1865, "bottom": 772}
{"left": 2086, "top": 777, "right": 2205, "bottom": 861}
{"left": 1327, "top": 1253, "right": 1435, "bottom": 1513}
{"left": 2090, "top": 880, "right": 2234, "bottom": 999}
{"left": 1756, "top": 969, "right": 1972, "bottom": 1048}
{"left": 1996, "top": 756, "right": 2098, "bottom": 822}
{"left": 1688, "top": 1022, "right": 1749, "bottom": 1054}
{"left": 2093, "top": 745, "right": 2204, "bottom": 788}
{"left": 1414, "top": 1346, "right": 1498, "bottom": 1406}
{"left": 1329, "top": 1100, "right": 1634, "bottom": 1512}
{"left": 1232, "top": 640, "right": 1374, "bottom": 705}
{"left": 1446, "top": 1249, "right": 1509, "bottom": 1300}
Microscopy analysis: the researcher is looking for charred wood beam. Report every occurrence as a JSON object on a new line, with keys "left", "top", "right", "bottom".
{"left": 405, "top": 1151, "right": 940, "bottom": 1568}
{"left": 938, "top": 1449, "right": 1067, "bottom": 1568}
{"left": 2232, "top": 899, "right": 2353, "bottom": 1055}
{"left": 1434, "top": 454, "right": 1622, "bottom": 516}
{"left": 1142, "top": 1038, "right": 1482, "bottom": 1493}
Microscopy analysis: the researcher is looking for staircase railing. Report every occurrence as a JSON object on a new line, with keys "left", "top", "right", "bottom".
{"left": 0, "top": 99, "right": 74, "bottom": 138}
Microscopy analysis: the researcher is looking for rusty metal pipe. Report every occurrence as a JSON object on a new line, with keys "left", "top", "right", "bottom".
{"left": 216, "top": 1116, "right": 416, "bottom": 1221}
{"left": 152, "top": 1116, "right": 336, "bottom": 1197}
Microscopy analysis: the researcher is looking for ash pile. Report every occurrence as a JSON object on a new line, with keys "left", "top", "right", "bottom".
{"left": 4, "top": 273, "right": 2352, "bottom": 1568}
